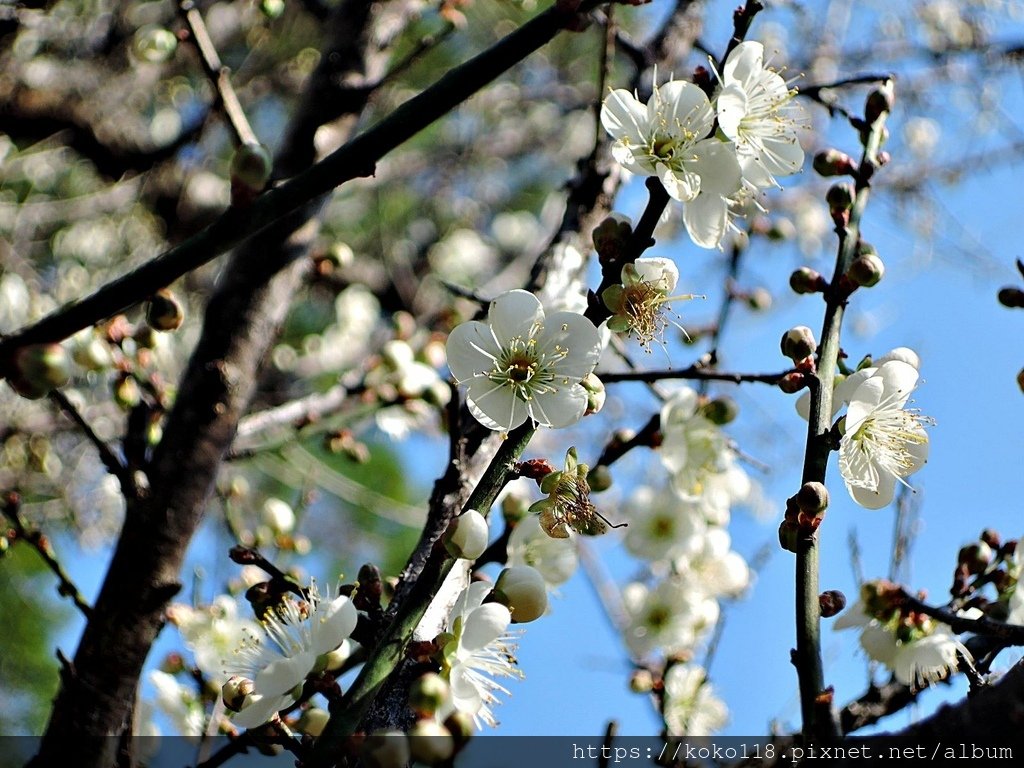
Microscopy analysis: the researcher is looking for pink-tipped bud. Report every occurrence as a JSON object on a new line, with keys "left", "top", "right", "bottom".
{"left": 819, "top": 590, "right": 847, "bottom": 618}
{"left": 796, "top": 481, "right": 830, "bottom": 514}
{"left": 847, "top": 252, "right": 885, "bottom": 288}
{"left": 781, "top": 326, "right": 817, "bottom": 363}
{"left": 790, "top": 267, "right": 826, "bottom": 295}
{"left": 826, "top": 183, "right": 855, "bottom": 221}
{"left": 778, "top": 371, "right": 808, "bottom": 394}
{"left": 865, "top": 80, "right": 896, "bottom": 124}
{"left": 813, "top": 149, "right": 857, "bottom": 177}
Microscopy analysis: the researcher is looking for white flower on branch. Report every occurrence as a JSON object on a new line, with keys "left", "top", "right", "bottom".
{"left": 445, "top": 290, "right": 602, "bottom": 432}
{"left": 223, "top": 580, "right": 357, "bottom": 729}
{"left": 658, "top": 387, "right": 732, "bottom": 500}
{"left": 440, "top": 582, "right": 523, "bottom": 729}
{"left": 622, "top": 576, "right": 719, "bottom": 659}
{"left": 166, "top": 595, "right": 260, "bottom": 685}
{"left": 506, "top": 514, "right": 578, "bottom": 588}
{"left": 715, "top": 41, "right": 806, "bottom": 191}
{"left": 838, "top": 360, "right": 931, "bottom": 509}
{"left": 601, "top": 74, "right": 742, "bottom": 248}
{"left": 663, "top": 663, "right": 729, "bottom": 736}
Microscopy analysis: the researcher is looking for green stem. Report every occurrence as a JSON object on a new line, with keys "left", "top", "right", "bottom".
{"left": 796, "top": 92, "right": 892, "bottom": 743}
{"left": 309, "top": 424, "right": 534, "bottom": 764}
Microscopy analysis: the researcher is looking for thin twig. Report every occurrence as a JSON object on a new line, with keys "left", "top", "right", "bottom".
{"left": 179, "top": 0, "right": 259, "bottom": 146}
{"left": 897, "top": 591, "right": 1024, "bottom": 644}
{"left": 48, "top": 390, "right": 137, "bottom": 497}
{"left": 599, "top": 366, "right": 793, "bottom": 385}
{"left": 1, "top": 492, "right": 93, "bottom": 618}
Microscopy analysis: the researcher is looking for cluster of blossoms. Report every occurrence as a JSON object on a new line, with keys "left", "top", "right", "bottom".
{"left": 797, "top": 348, "right": 932, "bottom": 509}
{"left": 834, "top": 580, "right": 974, "bottom": 688}
{"left": 601, "top": 42, "right": 806, "bottom": 249}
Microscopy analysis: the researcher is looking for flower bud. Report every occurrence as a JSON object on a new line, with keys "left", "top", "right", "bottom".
{"left": 795, "top": 481, "right": 829, "bottom": 514}
{"left": 587, "top": 464, "right": 613, "bottom": 492}
{"left": 957, "top": 543, "right": 992, "bottom": 575}
{"left": 778, "top": 520, "right": 799, "bottom": 553}
{"left": 409, "top": 672, "right": 450, "bottom": 717}
{"left": 443, "top": 709, "right": 474, "bottom": 749}
{"left": 146, "top": 289, "right": 184, "bottom": 331}
{"left": 778, "top": 371, "right": 808, "bottom": 394}
{"left": 261, "top": 498, "right": 296, "bottom": 535}
{"left": 819, "top": 590, "right": 847, "bottom": 618}
{"left": 813, "top": 149, "right": 856, "bottom": 177}
{"left": 408, "top": 720, "right": 454, "bottom": 765}
{"left": 160, "top": 652, "right": 186, "bottom": 674}
{"left": 746, "top": 287, "right": 772, "bottom": 311}
{"left": 8, "top": 343, "right": 71, "bottom": 399}
{"left": 133, "top": 25, "right": 177, "bottom": 63}
{"left": 501, "top": 493, "right": 529, "bottom": 525}
{"left": 847, "top": 252, "right": 885, "bottom": 288}
{"left": 222, "top": 676, "right": 255, "bottom": 712}
{"left": 361, "top": 730, "right": 412, "bottom": 768}
{"left": 980, "top": 529, "right": 1001, "bottom": 550}
{"left": 443, "top": 509, "right": 489, "bottom": 560}
{"left": 230, "top": 143, "right": 273, "bottom": 205}
{"left": 789, "top": 267, "right": 826, "bottom": 295}
{"left": 296, "top": 708, "right": 330, "bottom": 737}
{"left": 865, "top": 80, "right": 895, "bottom": 124}
{"left": 629, "top": 668, "right": 654, "bottom": 693}
{"left": 114, "top": 374, "right": 141, "bottom": 410}
{"left": 781, "top": 326, "right": 817, "bottom": 363}
{"left": 592, "top": 214, "right": 633, "bottom": 261}
{"left": 1018, "top": 367, "right": 1024, "bottom": 394}
{"left": 700, "top": 397, "right": 738, "bottom": 426}
{"left": 581, "top": 373, "right": 605, "bottom": 416}
{"left": 494, "top": 565, "right": 547, "bottom": 623}
{"left": 72, "top": 335, "right": 113, "bottom": 371}
{"left": 826, "top": 183, "right": 855, "bottom": 221}
{"left": 998, "top": 287, "right": 1024, "bottom": 308}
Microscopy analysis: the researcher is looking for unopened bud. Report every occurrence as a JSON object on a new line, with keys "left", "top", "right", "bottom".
{"left": 146, "top": 289, "right": 184, "bottom": 331}
{"left": 230, "top": 143, "right": 273, "bottom": 205}
{"left": 494, "top": 565, "right": 548, "bottom": 623}
{"left": 296, "top": 708, "right": 330, "bottom": 737}
{"left": 958, "top": 543, "right": 992, "bottom": 575}
{"left": 409, "top": 672, "right": 450, "bottom": 717}
{"left": 746, "top": 287, "right": 772, "bottom": 311}
{"left": 362, "top": 730, "right": 412, "bottom": 768}
{"left": 865, "top": 80, "right": 895, "bottom": 124}
{"left": 781, "top": 326, "right": 817, "bottom": 362}
{"left": 826, "top": 183, "right": 855, "bottom": 220}
{"left": 847, "top": 252, "right": 885, "bottom": 288}
{"left": 8, "top": 343, "right": 71, "bottom": 399}
{"left": 443, "top": 508, "right": 489, "bottom": 560}
{"left": 114, "top": 374, "right": 141, "bottom": 410}
{"left": 819, "top": 590, "right": 847, "bottom": 618}
{"left": 581, "top": 373, "right": 605, "bottom": 415}
{"left": 1018, "top": 368, "right": 1024, "bottom": 394}
{"left": 261, "top": 498, "right": 296, "bottom": 535}
{"left": 629, "top": 668, "right": 655, "bottom": 693}
{"left": 778, "top": 520, "right": 799, "bottom": 553}
{"left": 592, "top": 214, "right": 633, "bottom": 261}
{"left": 980, "top": 529, "right": 1001, "bottom": 550}
{"left": 813, "top": 149, "right": 856, "bottom": 177}
{"left": 998, "top": 287, "right": 1024, "bottom": 308}
{"left": 796, "top": 482, "right": 829, "bottom": 514}
{"left": 160, "top": 652, "right": 186, "bottom": 674}
{"left": 501, "top": 493, "right": 529, "bottom": 525}
{"left": 778, "top": 371, "right": 808, "bottom": 394}
{"left": 133, "top": 25, "right": 177, "bottom": 63}
{"left": 408, "top": 720, "right": 454, "bottom": 765}
{"left": 588, "top": 465, "right": 613, "bottom": 492}
{"left": 790, "top": 267, "right": 826, "bottom": 295}
{"left": 221, "top": 676, "right": 255, "bottom": 712}
{"left": 443, "top": 709, "right": 474, "bottom": 748}
{"left": 260, "top": 0, "right": 285, "bottom": 18}
{"left": 700, "top": 397, "right": 738, "bottom": 426}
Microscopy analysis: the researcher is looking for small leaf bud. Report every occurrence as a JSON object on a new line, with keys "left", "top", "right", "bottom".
{"left": 230, "top": 143, "right": 273, "bottom": 206}
{"left": 819, "top": 590, "right": 847, "bottom": 618}
{"left": 409, "top": 672, "right": 450, "bottom": 718}
{"left": 789, "top": 267, "right": 826, "bottom": 295}
{"left": 778, "top": 371, "right": 808, "bottom": 394}
{"left": 146, "top": 289, "right": 184, "bottom": 331}
{"left": 998, "top": 287, "right": 1024, "bottom": 308}
{"left": 493, "top": 565, "right": 548, "bottom": 623}
{"left": 362, "top": 730, "right": 412, "bottom": 768}
{"left": 795, "top": 481, "right": 830, "bottom": 514}
{"left": 587, "top": 464, "right": 613, "bottom": 492}
{"left": 443, "top": 508, "right": 489, "bottom": 561}
{"left": 781, "top": 326, "right": 817, "bottom": 363}
{"left": 581, "top": 372, "right": 606, "bottom": 415}
{"left": 8, "top": 343, "right": 71, "bottom": 399}
{"left": 813, "top": 149, "right": 856, "bottom": 177}
{"left": 700, "top": 397, "right": 738, "bottom": 426}
{"left": 408, "top": 720, "right": 454, "bottom": 765}
{"left": 826, "top": 183, "right": 855, "bottom": 219}
{"left": 865, "top": 80, "right": 896, "bottom": 124}
{"left": 847, "top": 252, "right": 885, "bottom": 288}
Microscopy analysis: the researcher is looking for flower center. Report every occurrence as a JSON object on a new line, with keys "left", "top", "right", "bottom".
{"left": 486, "top": 331, "right": 566, "bottom": 402}
{"left": 851, "top": 409, "right": 929, "bottom": 481}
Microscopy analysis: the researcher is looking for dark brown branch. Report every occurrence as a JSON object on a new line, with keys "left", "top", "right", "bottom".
{"left": 1, "top": 492, "right": 93, "bottom": 618}
{"left": 839, "top": 680, "right": 916, "bottom": 735}
{"left": 599, "top": 366, "right": 794, "bottom": 385}
{"left": 896, "top": 590, "right": 1024, "bottom": 645}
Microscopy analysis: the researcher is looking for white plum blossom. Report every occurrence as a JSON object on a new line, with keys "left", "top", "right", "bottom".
{"left": 674, "top": 527, "right": 751, "bottom": 600}
{"left": 658, "top": 387, "right": 731, "bottom": 499}
{"left": 838, "top": 361, "right": 931, "bottom": 509}
{"left": 440, "top": 582, "right": 523, "bottom": 729}
{"left": 446, "top": 290, "right": 603, "bottom": 432}
{"left": 622, "top": 577, "right": 720, "bottom": 658}
{"left": 624, "top": 485, "right": 707, "bottom": 563}
{"left": 601, "top": 75, "right": 742, "bottom": 248}
{"left": 796, "top": 347, "right": 921, "bottom": 421}
{"left": 224, "top": 580, "right": 357, "bottom": 729}
{"left": 716, "top": 41, "right": 806, "bottom": 191}
{"left": 166, "top": 596, "right": 260, "bottom": 684}
{"left": 663, "top": 663, "right": 729, "bottom": 736}
{"left": 506, "top": 514, "right": 578, "bottom": 588}
{"left": 149, "top": 670, "right": 205, "bottom": 737}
